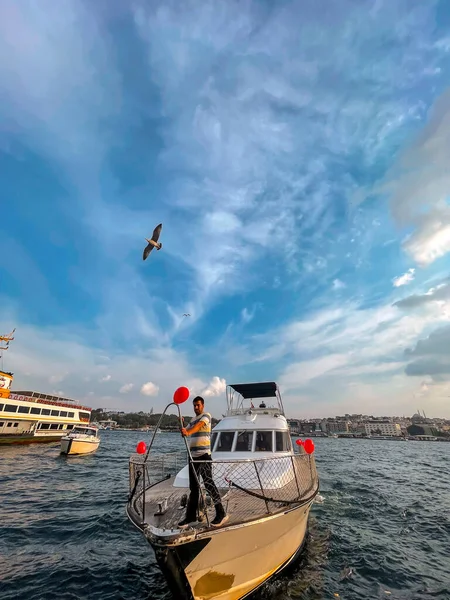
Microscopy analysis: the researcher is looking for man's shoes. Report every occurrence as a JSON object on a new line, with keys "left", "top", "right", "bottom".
{"left": 178, "top": 517, "right": 195, "bottom": 529}
{"left": 211, "top": 513, "right": 229, "bottom": 527}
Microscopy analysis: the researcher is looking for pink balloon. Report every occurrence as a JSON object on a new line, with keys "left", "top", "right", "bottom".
{"left": 173, "top": 386, "right": 190, "bottom": 404}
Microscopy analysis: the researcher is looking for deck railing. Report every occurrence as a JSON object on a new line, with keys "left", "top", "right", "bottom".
{"left": 128, "top": 451, "right": 319, "bottom": 527}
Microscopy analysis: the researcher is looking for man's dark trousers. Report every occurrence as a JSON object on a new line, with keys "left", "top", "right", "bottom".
{"left": 185, "top": 452, "right": 224, "bottom": 521}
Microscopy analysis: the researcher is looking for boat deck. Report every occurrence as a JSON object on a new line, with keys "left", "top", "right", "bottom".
{"left": 130, "top": 453, "right": 319, "bottom": 534}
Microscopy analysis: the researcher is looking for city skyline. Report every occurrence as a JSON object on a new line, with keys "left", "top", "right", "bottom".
{"left": 2, "top": 1, "right": 450, "bottom": 419}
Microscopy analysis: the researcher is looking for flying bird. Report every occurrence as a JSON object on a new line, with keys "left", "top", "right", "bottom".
{"left": 183, "top": 313, "right": 191, "bottom": 317}
{"left": 143, "top": 224, "right": 163, "bottom": 261}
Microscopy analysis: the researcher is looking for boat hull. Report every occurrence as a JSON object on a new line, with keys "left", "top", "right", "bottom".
{"left": 149, "top": 499, "right": 313, "bottom": 600}
{"left": 60, "top": 438, "right": 100, "bottom": 455}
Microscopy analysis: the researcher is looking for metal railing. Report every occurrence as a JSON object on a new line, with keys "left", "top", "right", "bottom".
{"left": 128, "top": 450, "right": 319, "bottom": 527}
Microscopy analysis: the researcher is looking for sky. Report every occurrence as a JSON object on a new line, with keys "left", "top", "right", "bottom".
{"left": 1, "top": 0, "right": 450, "bottom": 419}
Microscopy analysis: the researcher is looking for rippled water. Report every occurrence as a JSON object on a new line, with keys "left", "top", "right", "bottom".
{"left": 1, "top": 433, "right": 450, "bottom": 599}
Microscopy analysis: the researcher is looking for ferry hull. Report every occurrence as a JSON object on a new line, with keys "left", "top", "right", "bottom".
{"left": 150, "top": 500, "right": 313, "bottom": 600}
{"left": 0, "top": 433, "right": 64, "bottom": 445}
{"left": 60, "top": 438, "right": 100, "bottom": 455}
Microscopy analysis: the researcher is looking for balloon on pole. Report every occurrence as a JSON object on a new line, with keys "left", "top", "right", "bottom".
{"left": 295, "top": 439, "right": 303, "bottom": 446}
{"left": 303, "top": 438, "right": 315, "bottom": 454}
{"left": 136, "top": 441, "right": 147, "bottom": 454}
{"left": 173, "top": 386, "right": 190, "bottom": 405}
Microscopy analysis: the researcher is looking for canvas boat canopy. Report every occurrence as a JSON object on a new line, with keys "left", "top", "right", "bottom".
{"left": 228, "top": 382, "right": 278, "bottom": 399}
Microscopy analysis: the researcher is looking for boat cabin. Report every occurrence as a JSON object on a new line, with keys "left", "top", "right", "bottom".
{"left": 69, "top": 425, "right": 99, "bottom": 438}
{"left": 212, "top": 381, "right": 292, "bottom": 455}
{"left": 173, "top": 382, "right": 293, "bottom": 488}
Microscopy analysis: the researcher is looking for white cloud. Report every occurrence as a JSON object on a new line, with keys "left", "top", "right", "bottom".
{"left": 119, "top": 383, "right": 134, "bottom": 394}
{"left": 128, "top": 0, "right": 443, "bottom": 314}
{"left": 140, "top": 381, "right": 159, "bottom": 397}
{"left": 202, "top": 376, "right": 226, "bottom": 398}
{"left": 403, "top": 216, "right": 450, "bottom": 267}
{"left": 0, "top": 314, "right": 221, "bottom": 413}
{"left": 332, "top": 279, "right": 346, "bottom": 290}
{"left": 373, "top": 89, "right": 450, "bottom": 267}
{"left": 100, "top": 375, "right": 111, "bottom": 382}
{"left": 392, "top": 268, "right": 415, "bottom": 287}
{"left": 247, "top": 296, "right": 450, "bottom": 416}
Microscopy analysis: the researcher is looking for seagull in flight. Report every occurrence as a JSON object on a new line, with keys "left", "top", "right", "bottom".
{"left": 143, "top": 223, "right": 163, "bottom": 261}
{"left": 183, "top": 313, "right": 191, "bottom": 317}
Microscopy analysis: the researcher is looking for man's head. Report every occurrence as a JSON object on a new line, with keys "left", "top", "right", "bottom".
{"left": 193, "top": 396, "right": 204, "bottom": 416}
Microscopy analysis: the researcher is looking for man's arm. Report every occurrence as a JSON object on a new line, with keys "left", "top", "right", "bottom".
{"left": 181, "top": 420, "right": 204, "bottom": 436}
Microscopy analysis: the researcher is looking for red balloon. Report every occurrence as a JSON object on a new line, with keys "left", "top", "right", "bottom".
{"left": 295, "top": 438, "right": 303, "bottom": 446}
{"left": 136, "top": 441, "right": 147, "bottom": 454}
{"left": 173, "top": 386, "right": 190, "bottom": 405}
{"left": 303, "top": 439, "right": 315, "bottom": 454}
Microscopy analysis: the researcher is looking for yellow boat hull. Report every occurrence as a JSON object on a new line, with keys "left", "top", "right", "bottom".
{"left": 60, "top": 438, "right": 100, "bottom": 455}
{"left": 151, "top": 499, "right": 313, "bottom": 600}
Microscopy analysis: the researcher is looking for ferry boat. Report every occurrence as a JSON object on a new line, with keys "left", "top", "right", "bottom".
{"left": 60, "top": 424, "right": 100, "bottom": 455}
{"left": 0, "top": 385, "right": 93, "bottom": 445}
{"left": 0, "top": 330, "right": 93, "bottom": 444}
{"left": 126, "top": 381, "right": 320, "bottom": 600}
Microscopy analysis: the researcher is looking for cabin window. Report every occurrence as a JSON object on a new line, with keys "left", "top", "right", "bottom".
{"left": 275, "top": 431, "right": 291, "bottom": 451}
{"left": 60, "top": 411, "right": 68, "bottom": 417}
{"left": 50, "top": 424, "right": 59, "bottom": 430}
{"left": 51, "top": 410, "right": 59, "bottom": 417}
{"left": 255, "top": 431, "right": 273, "bottom": 452}
{"left": 68, "top": 412, "right": 74, "bottom": 418}
{"left": 39, "top": 424, "right": 50, "bottom": 429}
{"left": 210, "top": 432, "right": 218, "bottom": 450}
{"left": 216, "top": 431, "right": 235, "bottom": 452}
{"left": 79, "top": 411, "right": 90, "bottom": 420}
{"left": 67, "top": 424, "right": 74, "bottom": 429}
{"left": 235, "top": 430, "right": 254, "bottom": 452}
{"left": 41, "top": 409, "right": 50, "bottom": 415}
{"left": 14, "top": 423, "right": 18, "bottom": 427}
{"left": 18, "top": 406, "right": 30, "bottom": 414}
{"left": 30, "top": 407, "right": 41, "bottom": 415}
{"left": 0, "top": 422, "right": 4, "bottom": 427}
{"left": 7, "top": 422, "right": 13, "bottom": 427}
{"left": 4, "top": 404, "right": 18, "bottom": 413}
{"left": 0, "top": 404, "right": 4, "bottom": 411}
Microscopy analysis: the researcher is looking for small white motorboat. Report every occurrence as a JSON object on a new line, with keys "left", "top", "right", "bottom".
{"left": 126, "top": 381, "right": 320, "bottom": 600}
{"left": 60, "top": 424, "right": 100, "bottom": 456}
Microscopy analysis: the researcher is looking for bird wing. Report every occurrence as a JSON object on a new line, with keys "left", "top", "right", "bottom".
{"left": 151, "top": 223, "right": 162, "bottom": 243}
{"left": 143, "top": 244, "right": 154, "bottom": 261}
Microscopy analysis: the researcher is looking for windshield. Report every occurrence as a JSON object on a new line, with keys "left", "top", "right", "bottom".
{"left": 72, "top": 427, "right": 96, "bottom": 436}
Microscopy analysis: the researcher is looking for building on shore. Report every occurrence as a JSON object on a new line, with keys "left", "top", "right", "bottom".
{"left": 363, "top": 421, "right": 402, "bottom": 436}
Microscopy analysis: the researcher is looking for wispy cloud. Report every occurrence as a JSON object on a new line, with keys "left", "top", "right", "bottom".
{"left": 332, "top": 279, "right": 346, "bottom": 291}
{"left": 365, "top": 88, "right": 450, "bottom": 267}
{"left": 3, "top": 1, "right": 450, "bottom": 418}
{"left": 119, "top": 383, "right": 134, "bottom": 394}
{"left": 392, "top": 268, "right": 415, "bottom": 287}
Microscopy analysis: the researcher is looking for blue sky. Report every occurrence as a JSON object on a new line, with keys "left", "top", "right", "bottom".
{"left": 2, "top": 0, "right": 450, "bottom": 418}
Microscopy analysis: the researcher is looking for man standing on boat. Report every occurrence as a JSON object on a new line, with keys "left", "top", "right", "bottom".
{"left": 179, "top": 396, "right": 228, "bottom": 528}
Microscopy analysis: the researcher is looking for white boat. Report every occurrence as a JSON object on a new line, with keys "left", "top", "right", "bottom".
{"left": 126, "top": 381, "right": 320, "bottom": 600}
{"left": 60, "top": 424, "right": 100, "bottom": 455}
